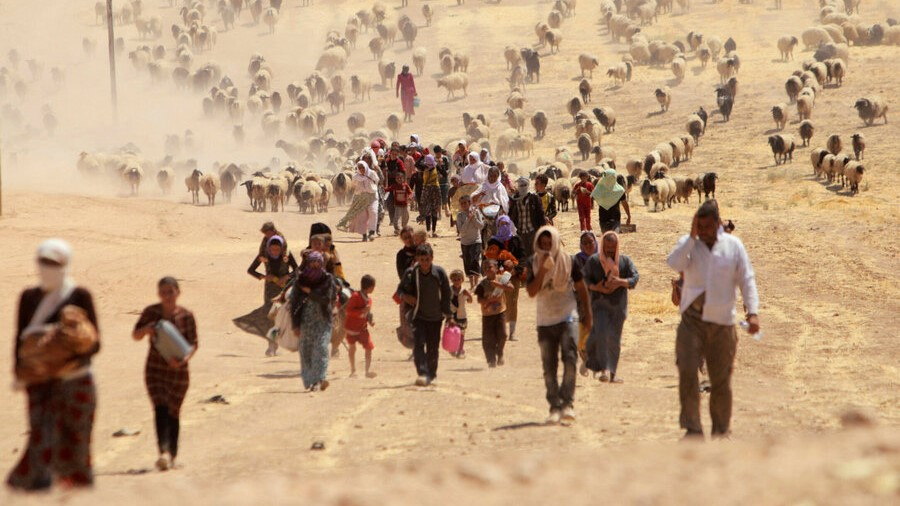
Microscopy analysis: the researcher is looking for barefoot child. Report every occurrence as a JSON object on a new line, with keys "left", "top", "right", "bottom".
{"left": 449, "top": 269, "right": 473, "bottom": 358}
{"left": 345, "top": 275, "right": 377, "bottom": 378}
{"left": 474, "top": 259, "right": 514, "bottom": 367}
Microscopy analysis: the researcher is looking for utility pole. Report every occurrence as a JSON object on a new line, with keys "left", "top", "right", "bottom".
{"left": 106, "top": 0, "right": 118, "bottom": 121}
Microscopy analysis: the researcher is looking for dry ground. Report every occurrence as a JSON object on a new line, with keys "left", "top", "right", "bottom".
{"left": 0, "top": 0, "right": 898, "bottom": 504}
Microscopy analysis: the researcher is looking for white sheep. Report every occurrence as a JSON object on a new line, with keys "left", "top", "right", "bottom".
{"left": 436, "top": 73, "right": 468, "bottom": 100}
{"left": 412, "top": 47, "right": 427, "bottom": 76}
{"left": 772, "top": 104, "right": 789, "bottom": 130}
{"left": 578, "top": 53, "right": 599, "bottom": 78}
{"left": 655, "top": 87, "right": 672, "bottom": 112}
{"left": 671, "top": 57, "right": 686, "bottom": 82}
{"left": 185, "top": 169, "right": 202, "bottom": 204}
{"left": 200, "top": 172, "right": 221, "bottom": 206}
{"left": 842, "top": 160, "right": 864, "bottom": 194}
{"left": 796, "top": 95, "right": 814, "bottom": 120}
{"left": 777, "top": 35, "right": 798, "bottom": 61}
{"left": 802, "top": 27, "right": 832, "bottom": 49}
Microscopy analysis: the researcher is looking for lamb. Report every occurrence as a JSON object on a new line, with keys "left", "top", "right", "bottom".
{"left": 796, "top": 94, "right": 814, "bottom": 121}
{"left": 854, "top": 96, "right": 888, "bottom": 126}
{"left": 655, "top": 87, "right": 672, "bottom": 112}
{"left": 592, "top": 107, "right": 617, "bottom": 134}
{"left": 799, "top": 120, "right": 815, "bottom": 146}
{"left": 436, "top": 73, "right": 468, "bottom": 100}
{"left": 772, "top": 104, "right": 789, "bottom": 130}
{"left": 673, "top": 176, "right": 695, "bottom": 203}
{"left": 531, "top": 111, "right": 548, "bottom": 139}
{"left": 386, "top": 113, "right": 402, "bottom": 139}
{"left": 412, "top": 47, "right": 427, "bottom": 76}
{"left": 577, "top": 133, "right": 593, "bottom": 161}
{"left": 579, "top": 79, "right": 592, "bottom": 104}
{"left": 810, "top": 148, "right": 829, "bottom": 178}
{"left": 345, "top": 76, "right": 370, "bottom": 102}
{"left": 199, "top": 172, "right": 221, "bottom": 206}
{"left": 777, "top": 35, "right": 799, "bottom": 61}
{"left": 768, "top": 134, "right": 796, "bottom": 165}
{"left": 694, "top": 172, "right": 718, "bottom": 202}
{"left": 156, "top": 167, "right": 175, "bottom": 195}
{"left": 851, "top": 133, "right": 865, "bottom": 160}
{"left": 842, "top": 161, "right": 864, "bottom": 194}
{"left": 578, "top": 53, "right": 599, "bottom": 78}
{"left": 185, "top": 168, "right": 203, "bottom": 204}
{"left": 826, "top": 134, "right": 842, "bottom": 155}
{"left": 671, "top": 57, "right": 686, "bottom": 82}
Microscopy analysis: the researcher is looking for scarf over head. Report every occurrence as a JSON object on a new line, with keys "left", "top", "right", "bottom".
{"left": 576, "top": 231, "right": 598, "bottom": 264}
{"left": 511, "top": 176, "right": 530, "bottom": 201}
{"left": 591, "top": 168, "right": 626, "bottom": 210}
{"left": 23, "top": 239, "right": 76, "bottom": 339}
{"left": 298, "top": 251, "right": 326, "bottom": 286}
{"left": 480, "top": 148, "right": 492, "bottom": 165}
{"left": 492, "top": 215, "right": 517, "bottom": 243}
{"left": 266, "top": 235, "right": 286, "bottom": 259}
{"left": 599, "top": 231, "right": 620, "bottom": 279}
{"left": 533, "top": 226, "right": 572, "bottom": 293}
{"left": 479, "top": 171, "right": 510, "bottom": 212}
{"left": 424, "top": 154, "right": 436, "bottom": 168}
{"left": 461, "top": 152, "right": 486, "bottom": 185}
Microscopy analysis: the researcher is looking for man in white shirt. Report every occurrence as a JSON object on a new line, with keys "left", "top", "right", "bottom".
{"left": 667, "top": 201, "right": 760, "bottom": 439}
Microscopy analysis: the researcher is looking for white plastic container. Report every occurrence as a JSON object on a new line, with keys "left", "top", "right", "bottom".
{"left": 154, "top": 320, "right": 195, "bottom": 361}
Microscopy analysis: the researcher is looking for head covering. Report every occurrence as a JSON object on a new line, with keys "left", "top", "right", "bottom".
{"left": 370, "top": 140, "right": 380, "bottom": 151}
{"left": 591, "top": 168, "right": 626, "bottom": 210}
{"left": 266, "top": 235, "right": 285, "bottom": 259}
{"left": 36, "top": 239, "right": 73, "bottom": 266}
{"left": 493, "top": 216, "right": 517, "bottom": 243}
{"left": 298, "top": 250, "right": 326, "bottom": 285}
{"left": 402, "top": 64, "right": 410, "bottom": 72}
{"left": 577, "top": 231, "right": 598, "bottom": 264}
{"left": 480, "top": 148, "right": 492, "bottom": 164}
{"left": 533, "top": 226, "right": 572, "bottom": 293}
{"left": 357, "top": 160, "right": 369, "bottom": 172}
{"left": 309, "top": 223, "right": 331, "bottom": 249}
{"left": 479, "top": 167, "right": 510, "bottom": 211}
{"left": 410, "top": 134, "right": 420, "bottom": 145}
{"left": 424, "top": 154, "right": 436, "bottom": 168}
{"left": 599, "top": 231, "right": 620, "bottom": 278}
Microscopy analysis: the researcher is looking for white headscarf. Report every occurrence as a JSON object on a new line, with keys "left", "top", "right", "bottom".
{"left": 461, "top": 151, "right": 486, "bottom": 185}
{"left": 480, "top": 148, "right": 492, "bottom": 165}
{"left": 22, "top": 239, "right": 76, "bottom": 339}
{"left": 477, "top": 166, "right": 510, "bottom": 212}
{"left": 353, "top": 160, "right": 379, "bottom": 193}
{"left": 533, "top": 226, "right": 572, "bottom": 293}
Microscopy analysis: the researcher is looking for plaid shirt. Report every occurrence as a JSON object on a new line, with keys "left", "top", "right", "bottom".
{"left": 135, "top": 304, "right": 197, "bottom": 416}
{"left": 510, "top": 192, "right": 544, "bottom": 235}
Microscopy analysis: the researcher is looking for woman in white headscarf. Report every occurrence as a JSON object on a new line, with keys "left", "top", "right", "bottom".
{"left": 8, "top": 239, "right": 100, "bottom": 491}
{"left": 472, "top": 165, "right": 510, "bottom": 213}
{"left": 452, "top": 152, "right": 485, "bottom": 217}
{"left": 336, "top": 160, "right": 380, "bottom": 241}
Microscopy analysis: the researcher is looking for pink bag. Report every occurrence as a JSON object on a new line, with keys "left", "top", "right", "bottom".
{"left": 441, "top": 324, "right": 461, "bottom": 354}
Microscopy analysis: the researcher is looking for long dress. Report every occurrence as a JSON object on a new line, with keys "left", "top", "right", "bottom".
{"left": 292, "top": 275, "right": 336, "bottom": 389}
{"left": 583, "top": 254, "right": 639, "bottom": 375}
{"left": 419, "top": 167, "right": 442, "bottom": 220}
{"left": 396, "top": 72, "right": 417, "bottom": 116}
{"left": 337, "top": 169, "right": 380, "bottom": 235}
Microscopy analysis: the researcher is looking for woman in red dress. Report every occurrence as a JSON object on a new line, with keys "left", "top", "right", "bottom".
{"left": 396, "top": 65, "right": 417, "bottom": 122}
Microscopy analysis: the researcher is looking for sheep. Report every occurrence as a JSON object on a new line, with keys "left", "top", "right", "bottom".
{"left": 554, "top": 147, "right": 575, "bottom": 173}
{"left": 641, "top": 179, "right": 671, "bottom": 211}
{"left": 185, "top": 169, "right": 202, "bottom": 204}
{"left": 521, "top": 48, "right": 541, "bottom": 83}
{"left": 512, "top": 133, "right": 535, "bottom": 158}
{"left": 669, "top": 137, "right": 687, "bottom": 165}
{"left": 378, "top": 60, "right": 397, "bottom": 87}
{"left": 673, "top": 176, "right": 695, "bottom": 203}
{"left": 694, "top": 172, "right": 718, "bottom": 202}
{"left": 578, "top": 78, "right": 593, "bottom": 104}
{"left": 567, "top": 96, "right": 583, "bottom": 121}
{"left": 826, "top": 58, "right": 845, "bottom": 86}
{"left": 577, "top": 134, "right": 593, "bottom": 161}
{"left": 327, "top": 89, "right": 345, "bottom": 113}
{"left": 578, "top": 53, "right": 599, "bottom": 78}
{"left": 813, "top": 43, "right": 850, "bottom": 66}
{"left": 241, "top": 176, "right": 267, "bottom": 211}
{"left": 802, "top": 27, "right": 832, "bottom": 49}
{"left": 606, "top": 62, "right": 631, "bottom": 86}
{"left": 317, "top": 180, "right": 332, "bottom": 212}
{"left": 331, "top": 171, "right": 351, "bottom": 205}
{"left": 267, "top": 177, "right": 288, "bottom": 212}
{"left": 796, "top": 119, "right": 814, "bottom": 147}
{"left": 199, "top": 172, "right": 221, "bottom": 206}
{"left": 826, "top": 134, "right": 842, "bottom": 155}
{"left": 504, "top": 108, "right": 526, "bottom": 133}
{"left": 295, "top": 179, "right": 323, "bottom": 214}
{"left": 796, "top": 94, "right": 814, "bottom": 121}
{"left": 504, "top": 46, "right": 523, "bottom": 70}
{"left": 412, "top": 47, "right": 427, "bottom": 76}
{"left": 842, "top": 161, "right": 864, "bottom": 194}
{"left": 345, "top": 112, "right": 366, "bottom": 133}
{"left": 828, "top": 153, "right": 853, "bottom": 184}
{"left": 768, "top": 134, "right": 796, "bottom": 165}
{"left": 851, "top": 133, "right": 865, "bottom": 160}
{"left": 507, "top": 90, "right": 527, "bottom": 110}
{"left": 681, "top": 136, "right": 695, "bottom": 161}
{"left": 777, "top": 35, "right": 799, "bottom": 61}
{"left": 531, "top": 111, "right": 548, "bottom": 139}
{"left": 436, "top": 73, "right": 468, "bottom": 100}
{"left": 854, "top": 96, "right": 888, "bottom": 126}
{"left": 553, "top": 178, "right": 572, "bottom": 213}
{"left": 453, "top": 53, "right": 470, "bottom": 73}
{"left": 316, "top": 47, "right": 347, "bottom": 73}
{"left": 810, "top": 148, "right": 829, "bottom": 178}
{"left": 545, "top": 29, "right": 563, "bottom": 54}
{"left": 716, "top": 57, "right": 735, "bottom": 84}
{"left": 422, "top": 4, "right": 434, "bottom": 26}
{"left": 262, "top": 7, "right": 278, "bottom": 34}
{"left": 591, "top": 146, "right": 617, "bottom": 166}
{"left": 401, "top": 20, "right": 418, "bottom": 49}
{"left": 625, "top": 158, "right": 643, "bottom": 180}
{"left": 350, "top": 74, "right": 372, "bottom": 101}
{"left": 655, "top": 87, "right": 672, "bottom": 112}
{"left": 219, "top": 164, "right": 242, "bottom": 203}
{"left": 649, "top": 162, "right": 669, "bottom": 180}
{"left": 772, "top": 104, "right": 789, "bottom": 130}
{"left": 156, "top": 167, "right": 175, "bottom": 194}
{"left": 592, "top": 107, "right": 617, "bottom": 134}
{"left": 686, "top": 114, "right": 704, "bottom": 145}
{"left": 386, "top": 113, "right": 402, "bottom": 139}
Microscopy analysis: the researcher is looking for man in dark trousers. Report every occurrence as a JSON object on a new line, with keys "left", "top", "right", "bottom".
{"left": 667, "top": 200, "right": 760, "bottom": 439}
{"left": 400, "top": 244, "right": 452, "bottom": 386}
{"left": 508, "top": 177, "right": 545, "bottom": 258}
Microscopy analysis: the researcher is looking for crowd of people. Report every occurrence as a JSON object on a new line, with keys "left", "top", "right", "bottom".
{"left": 8, "top": 136, "right": 760, "bottom": 491}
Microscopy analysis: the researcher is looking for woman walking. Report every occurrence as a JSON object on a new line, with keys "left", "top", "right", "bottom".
{"left": 396, "top": 64, "right": 417, "bottom": 122}
{"left": 486, "top": 216, "right": 526, "bottom": 341}
{"left": 291, "top": 251, "right": 337, "bottom": 391}
{"left": 419, "top": 154, "right": 444, "bottom": 237}
{"left": 132, "top": 277, "right": 198, "bottom": 471}
{"left": 583, "top": 232, "right": 639, "bottom": 383}
{"left": 8, "top": 240, "right": 100, "bottom": 491}
{"left": 240, "top": 235, "right": 296, "bottom": 351}
{"left": 591, "top": 168, "right": 632, "bottom": 233}
{"left": 337, "top": 161, "right": 380, "bottom": 241}
{"left": 574, "top": 232, "right": 598, "bottom": 375}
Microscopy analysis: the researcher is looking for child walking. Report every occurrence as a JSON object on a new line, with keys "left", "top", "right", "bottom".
{"left": 474, "top": 259, "right": 513, "bottom": 367}
{"left": 449, "top": 270, "right": 473, "bottom": 359}
{"left": 573, "top": 172, "right": 595, "bottom": 232}
{"left": 456, "top": 194, "right": 484, "bottom": 290}
{"left": 345, "top": 275, "right": 377, "bottom": 378}
{"left": 388, "top": 172, "right": 414, "bottom": 234}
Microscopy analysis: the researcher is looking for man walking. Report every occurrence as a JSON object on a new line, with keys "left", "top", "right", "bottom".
{"left": 400, "top": 244, "right": 452, "bottom": 386}
{"left": 667, "top": 201, "right": 760, "bottom": 439}
{"left": 525, "top": 226, "right": 592, "bottom": 424}
{"left": 508, "top": 177, "right": 545, "bottom": 258}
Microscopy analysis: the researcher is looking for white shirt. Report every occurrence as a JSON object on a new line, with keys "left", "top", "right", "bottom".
{"left": 353, "top": 169, "right": 379, "bottom": 194}
{"left": 667, "top": 231, "right": 759, "bottom": 326}
{"left": 461, "top": 162, "right": 486, "bottom": 185}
